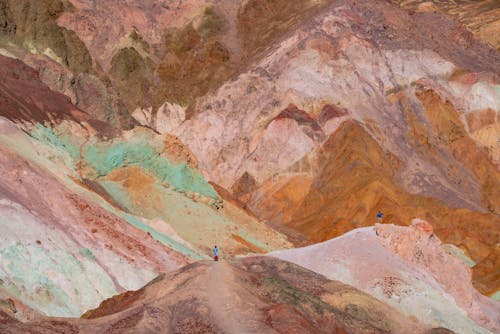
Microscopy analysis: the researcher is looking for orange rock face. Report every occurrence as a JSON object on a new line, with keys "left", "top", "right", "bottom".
{"left": 248, "top": 118, "right": 500, "bottom": 295}
{"left": 415, "top": 88, "right": 500, "bottom": 215}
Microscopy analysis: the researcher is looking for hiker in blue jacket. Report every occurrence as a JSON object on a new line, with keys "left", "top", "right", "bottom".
{"left": 213, "top": 245, "right": 219, "bottom": 261}
{"left": 377, "top": 211, "right": 384, "bottom": 223}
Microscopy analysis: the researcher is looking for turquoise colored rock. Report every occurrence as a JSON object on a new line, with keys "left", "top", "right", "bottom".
{"left": 0, "top": 201, "right": 119, "bottom": 317}
{"left": 0, "top": 119, "right": 290, "bottom": 320}
{"left": 442, "top": 244, "right": 476, "bottom": 267}
{"left": 29, "top": 124, "right": 218, "bottom": 199}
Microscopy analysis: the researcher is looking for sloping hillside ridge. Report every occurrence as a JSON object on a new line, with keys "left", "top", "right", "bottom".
{"left": 0, "top": 256, "right": 454, "bottom": 334}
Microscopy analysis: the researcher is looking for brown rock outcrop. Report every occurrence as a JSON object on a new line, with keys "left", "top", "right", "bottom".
{"left": 392, "top": 0, "right": 500, "bottom": 50}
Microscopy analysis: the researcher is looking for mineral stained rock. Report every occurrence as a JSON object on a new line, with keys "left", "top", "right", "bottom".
{"left": 0, "top": 0, "right": 498, "bottom": 332}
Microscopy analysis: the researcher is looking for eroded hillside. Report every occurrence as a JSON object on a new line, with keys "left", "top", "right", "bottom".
{"left": 0, "top": 0, "right": 498, "bottom": 332}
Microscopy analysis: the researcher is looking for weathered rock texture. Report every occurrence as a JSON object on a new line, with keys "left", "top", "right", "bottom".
{"left": 272, "top": 221, "right": 500, "bottom": 334}
{"left": 0, "top": 0, "right": 498, "bottom": 328}
{"left": 0, "top": 53, "right": 290, "bottom": 318}
{"left": 159, "top": 0, "right": 500, "bottom": 295}
{"left": 392, "top": 0, "right": 500, "bottom": 50}
{"left": 0, "top": 257, "right": 441, "bottom": 334}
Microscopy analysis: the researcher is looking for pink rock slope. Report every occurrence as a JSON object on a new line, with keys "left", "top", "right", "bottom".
{"left": 271, "top": 220, "right": 500, "bottom": 334}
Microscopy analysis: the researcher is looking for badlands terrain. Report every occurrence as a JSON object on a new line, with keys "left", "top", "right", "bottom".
{"left": 0, "top": 0, "right": 499, "bottom": 333}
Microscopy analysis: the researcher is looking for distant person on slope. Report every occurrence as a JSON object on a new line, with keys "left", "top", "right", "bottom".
{"left": 377, "top": 211, "right": 384, "bottom": 223}
{"left": 213, "top": 245, "right": 219, "bottom": 261}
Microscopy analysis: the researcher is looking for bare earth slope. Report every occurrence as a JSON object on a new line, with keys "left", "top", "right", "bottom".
{"left": 0, "top": 256, "right": 447, "bottom": 334}
{"left": 271, "top": 221, "right": 500, "bottom": 334}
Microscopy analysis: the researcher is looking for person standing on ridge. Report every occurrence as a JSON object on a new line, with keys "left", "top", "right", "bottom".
{"left": 213, "top": 245, "right": 219, "bottom": 261}
{"left": 377, "top": 211, "right": 384, "bottom": 223}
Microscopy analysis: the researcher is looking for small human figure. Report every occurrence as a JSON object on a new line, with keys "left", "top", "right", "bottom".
{"left": 376, "top": 211, "right": 384, "bottom": 223}
{"left": 213, "top": 245, "right": 219, "bottom": 261}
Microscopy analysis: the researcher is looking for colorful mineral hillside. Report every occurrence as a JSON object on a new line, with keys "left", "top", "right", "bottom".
{"left": 0, "top": 0, "right": 498, "bottom": 333}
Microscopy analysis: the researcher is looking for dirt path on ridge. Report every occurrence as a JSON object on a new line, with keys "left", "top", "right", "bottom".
{"left": 207, "top": 260, "right": 276, "bottom": 334}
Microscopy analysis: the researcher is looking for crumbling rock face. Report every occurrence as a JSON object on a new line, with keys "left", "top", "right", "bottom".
{"left": 58, "top": 0, "right": 209, "bottom": 70}
{"left": 171, "top": 1, "right": 499, "bottom": 205}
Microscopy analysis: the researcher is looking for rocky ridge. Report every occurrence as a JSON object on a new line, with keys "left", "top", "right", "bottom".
{"left": 0, "top": 256, "right": 454, "bottom": 334}
{"left": 272, "top": 220, "right": 500, "bottom": 333}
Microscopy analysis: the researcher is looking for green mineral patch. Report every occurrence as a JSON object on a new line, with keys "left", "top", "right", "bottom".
{"left": 98, "top": 178, "right": 224, "bottom": 250}
{"left": 442, "top": 244, "right": 476, "bottom": 267}
{"left": 82, "top": 140, "right": 157, "bottom": 177}
{"left": 83, "top": 139, "right": 217, "bottom": 199}
{"left": 0, "top": 242, "right": 117, "bottom": 317}
{"left": 91, "top": 182, "right": 204, "bottom": 260}
{"left": 97, "top": 174, "right": 276, "bottom": 258}
{"left": 24, "top": 123, "right": 287, "bottom": 262}
{"left": 30, "top": 124, "right": 81, "bottom": 166}
{"left": 79, "top": 248, "right": 96, "bottom": 261}
{"left": 0, "top": 200, "right": 120, "bottom": 317}
{"left": 29, "top": 124, "right": 218, "bottom": 199}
